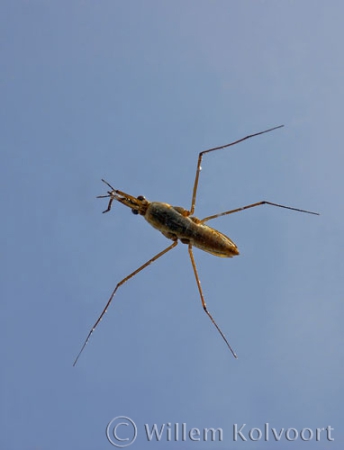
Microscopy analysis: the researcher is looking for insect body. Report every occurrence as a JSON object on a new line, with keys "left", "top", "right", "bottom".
{"left": 140, "top": 201, "right": 239, "bottom": 257}
{"left": 73, "top": 125, "right": 318, "bottom": 366}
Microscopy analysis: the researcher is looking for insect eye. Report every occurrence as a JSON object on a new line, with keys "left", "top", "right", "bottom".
{"left": 137, "top": 195, "right": 145, "bottom": 201}
{"left": 132, "top": 209, "right": 139, "bottom": 215}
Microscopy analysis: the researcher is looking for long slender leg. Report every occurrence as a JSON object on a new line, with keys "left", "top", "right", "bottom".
{"left": 201, "top": 201, "right": 319, "bottom": 223}
{"left": 188, "top": 245, "right": 238, "bottom": 358}
{"left": 190, "top": 125, "right": 284, "bottom": 215}
{"left": 73, "top": 241, "right": 178, "bottom": 366}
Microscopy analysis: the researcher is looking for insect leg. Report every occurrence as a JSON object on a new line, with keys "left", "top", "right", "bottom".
{"left": 73, "top": 240, "right": 178, "bottom": 366}
{"left": 201, "top": 201, "right": 319, "bottom": 223}
{"left": 190, "top": 125, "right": 284, "bottom": 215}
{"left": 188, "top": 244, "right": 238, "bottom": 358}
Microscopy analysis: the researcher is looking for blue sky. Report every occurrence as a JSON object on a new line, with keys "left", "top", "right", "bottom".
{"left": 2, "top": 1, "right": 343, "bottom": 449}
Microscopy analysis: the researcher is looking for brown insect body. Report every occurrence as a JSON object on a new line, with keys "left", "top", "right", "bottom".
{"left": 145, "top": 202, "right": 239, "bottom": 257}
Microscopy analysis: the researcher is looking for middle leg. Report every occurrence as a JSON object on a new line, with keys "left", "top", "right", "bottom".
{"left": 201, "top": 201, "right": 319, "bottom": 223}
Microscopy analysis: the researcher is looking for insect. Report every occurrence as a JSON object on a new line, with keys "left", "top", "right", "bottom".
{"left": 73, "top": 125, "right": 318, "bottom": 366}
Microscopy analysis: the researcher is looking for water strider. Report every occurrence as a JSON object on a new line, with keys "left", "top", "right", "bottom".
{"left": 73, "top": 125, "right": 318, "bottom": 366}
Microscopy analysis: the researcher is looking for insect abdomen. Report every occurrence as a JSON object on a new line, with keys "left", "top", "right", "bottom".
{"left": 189, "top": 223, "right": 239, "bottom": 257}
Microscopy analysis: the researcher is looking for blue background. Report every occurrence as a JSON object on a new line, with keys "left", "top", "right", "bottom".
{"left": 2, "top": 1, "right": 343, "bottom": 449}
